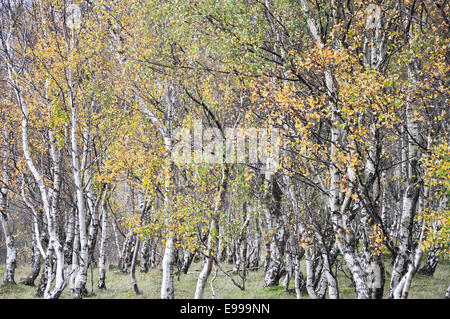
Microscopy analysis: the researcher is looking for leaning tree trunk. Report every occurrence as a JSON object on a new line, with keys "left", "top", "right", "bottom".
{"left": 119, "top": 232, "right": 135, "bottom": 272}
{"left": 21, "top": 226, "right": 41, "bottom": 286}
{"left": 130, "top": 238, "right": 142, "bottom": 295}
{"left": 43, "top": 242, "right": 66, "bottom": 299}
{"left": 393, "top": 235, "right": 424, "bottom": 299}
{"left": 4, "top": 12, "right": 67, "bottom": 296}
{"left": 194, "top": 164, "right": 229, "bottom": 299}
{"left": 304, "top": 246, "right": 327, "bottom": 299}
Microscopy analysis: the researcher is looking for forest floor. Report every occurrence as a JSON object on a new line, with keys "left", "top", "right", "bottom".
{"left": 1, "top": 258, "right": 449, "bottom": 299}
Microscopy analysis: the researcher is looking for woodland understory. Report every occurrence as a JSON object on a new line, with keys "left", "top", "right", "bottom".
{"left": 0, "top": 0, "right": 449, "bottom": 299}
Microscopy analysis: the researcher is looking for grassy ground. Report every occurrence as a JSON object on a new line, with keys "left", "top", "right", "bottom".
{"left": 0, "top": 259, "right": 448, "bottom": 299}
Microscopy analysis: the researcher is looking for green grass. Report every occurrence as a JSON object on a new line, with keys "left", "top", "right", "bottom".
{"left": 0, "top": 259, "right": 448, "bottom": 299}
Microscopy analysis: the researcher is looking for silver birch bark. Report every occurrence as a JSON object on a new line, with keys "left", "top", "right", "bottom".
{"left": 130, "top": 238, "right": 142, "bottom": 295}
{"left": 2, "top": 4, "right": 67, "bottom": 298}
{"left": 145, "top": 82, "right": 176, "bottom": 299}
{"left": 0, "top": 198, "right": 16, "bottom": 285}
{"left": 9, "top": 70, "right": 66, "bottom": 299}
{"left": 136, "top": 75, "right": 177, "bottom": 298}
{"left": 395, "top": 169, "right": 432, "bottom": 299}
{"left": 293, "top": 254, "right": 306, "bottom": 299}
{"left": 112, "top": 219, "right": 122, "bottom": 262}
{"left": 361, "top": 5, "right": 387, "bottom": 298}
{"left": 263, "top": 177, "right": 285, "bottom": 287}
{"left": 160, "top": 130, "right": 176, "bottom": 298}
{"left": 305, "top": 246, "right": 327, "bottom": 299}
{"left": 390, "top": 61, "right": 422, "bottom": 298}
{"left": 21, "top": 184, "right": 47, "bottom": 289}
{"left": 180, "top": 249, "right": 193, "bottom": 274}
{"left": 283, "top": 252, "right": 293, "bottom": 291}
{"left": 139, "top": 240, "right": 151, "bottom": 273}
{"left": 70, "top": 217, "right": 80, "bottom": 291}
{"left": 321, "top": 251, "right": 339, "bottom": 299}
{"left": 299, "top": 0, "right": 371, "bottom": 298}
{"left": 194, "top": 164, "right": 229, "bottom": 298}
{"left": 0, "top": 132, "right": 16, "bottom": 284}
{"left": 419, "top": 245, "right": 440, "bottom": 277}
{"left": 98, "top": 196, "right": 108, "bottom": 289}
{"left": 21, "top": 223, "right": 41, "bottom": 286}
{"left": 419, "top": 192, "right": 446, "bottom": 277}
{"left": 63, "top": 209, "right": 75, "bottom": 264}
{"left": 71, "top": 106, "right": 89, "bottom": 299}
{"left": 250, "top": 212, "right": 262, "bottom": 270}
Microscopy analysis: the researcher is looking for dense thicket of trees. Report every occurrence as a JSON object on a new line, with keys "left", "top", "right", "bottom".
{"left": 0, "top": 0, "right": 448, "bottom": 299}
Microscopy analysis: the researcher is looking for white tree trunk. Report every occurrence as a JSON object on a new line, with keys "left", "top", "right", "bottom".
{"left": 195, "top": 165, "right": 229, "bottom": 299}
{"left": 264, "top": 179, "right": 285, "bottom": 287}
{"left": 390, "top": 62, "right": 421, "bottom": 296}
{"left": 0, "top": 151, "right": 16, "bottom": 285}
{"left": 161, "top": 235, "right": 175, "bottom": 299}
{"left": 130, "top": 238, "right": 142, "bottom": 295}
{"left": 293, "top": 255, "right": 306, "bottom": 299}
{"left": 98, "top": 198, "right": 108, "bottom": 289}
